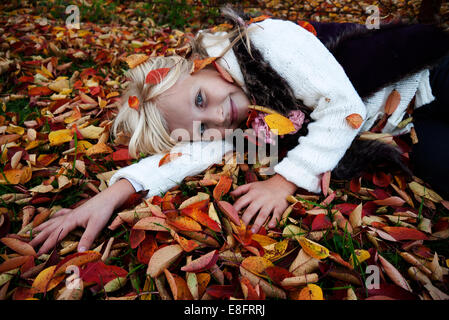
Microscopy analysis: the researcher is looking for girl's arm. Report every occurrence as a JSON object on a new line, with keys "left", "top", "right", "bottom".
{"left": 109, "top": 139, "right": 234, "bottom": 197}
{"left": 248, "top": 18, "right": 367, "bottom": 193}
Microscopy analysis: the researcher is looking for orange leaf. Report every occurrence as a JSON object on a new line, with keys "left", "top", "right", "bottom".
{"left": 166, "top": 213, "right": 202, "bottom": 232}
{"left": 197, "top": 273, "right": 211, "bottom": 298}
{"left": 382, "top": 226, "right": 428, "bottom": 241}
{"left": 385, "top": 90, "right": 401, "bottom": 115}
{"left": 241, "top": 256, "right": 274, "bottom": 278}
{"left": 28, "top": 86, "right": 52, "bottom": 96}
{"left": 180, "top": 207, "right": 221, "bottom": 232}
{"left": 249, "top": 15, "right": 272, "bottom": 24}
{"left": 297, "top": 21, "right": 318, "bottom": 36}
{"left": 172, "top": 232, "right": 201, "bottom": 252}
{"left": 213, "top": 175, "right": 233, "bottom": 201}
{"left": 145, "top": 68, "right": 170, "bottom": 85}
{"left": 0, "top": 237, "right": 36, "bottom": 256}
{"left": 124, "top": 53, "right": 149, "bottom": 69}
{"left": 163, "top": 269, "right": 193, "bottom": 300}
{"left": 298, "top": 284, "right": 324, "bottom": 300}
{"left": 158, "top": 152, "right": 183, "bottom": 166}
{"left": 346, "top": 113, "right": 364, "bottom": 129}
{"left": 192, "top": 57, "right": 217, "bottom": 74}
{"left": 128, "top": 96, "right": 139, "bottom": 110}
{"left": 53, "top": 251, "right": 102, "bottom": 277}
{"left": 213, "top": 61, "right": 234, "bottom": 83}
{"left": 0, "top": 256, "right": 31, "bottom": 273}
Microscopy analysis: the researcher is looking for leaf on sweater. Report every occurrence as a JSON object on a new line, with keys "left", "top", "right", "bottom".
{"left": 346, "top": 113, "right": 364, "bottom": 129}
{"left": 145, "top": 68, "right": 170, "bottom": 85}
{"left": 158, "top": 152, "right": 183, "bottom": 167}
{"left": 385, "top": 90, "right": 401, "bottom": 115}
{"left": 264, "top": 113, "right": 296, "bottom": 135}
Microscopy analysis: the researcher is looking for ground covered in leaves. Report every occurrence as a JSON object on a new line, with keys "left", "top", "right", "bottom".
{"left": 1, "top": 0, "right": 449, "bottom": 301}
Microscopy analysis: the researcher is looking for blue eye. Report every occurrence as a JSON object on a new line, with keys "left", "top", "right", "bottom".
{"left": 195, "top": 90, "right": 204, "bottom": 108}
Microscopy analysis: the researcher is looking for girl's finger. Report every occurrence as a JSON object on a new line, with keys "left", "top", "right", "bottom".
{"left": 268, "top": 208, "right": 282, "bottom": 229}
{"left": 32, "top": 215, "right": 64, "bottom": 233}
{"left": 77, "top": 220, "right": 103, "bottom": 252}
{"left": 230, "top": 183, "right": 251, "bottom": 197}
{"left": 37, "top": 223, "right": 73, "bottom": 255}
{"left": 251, "top": 207, "right": 271, "bottom": 234}
{"left": 241, "top": 201, "right": 262, "bottom": 226}
{"left": 233, "top": 193, "right": 252, "bottom": 213}
{"left": 29, "top": 223, "right": 59, "bottom": 247}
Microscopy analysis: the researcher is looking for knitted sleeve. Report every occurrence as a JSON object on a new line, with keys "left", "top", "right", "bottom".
{"left": 248, "top": 19, "right": 367, "bottom": 193}
{"left": 109, "top": 139, "right": 233, "bottom": 198}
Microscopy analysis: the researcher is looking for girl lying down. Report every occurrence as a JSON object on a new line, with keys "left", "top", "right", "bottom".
{"left": 30, "top": 7, "right": 449, "bottom": 255}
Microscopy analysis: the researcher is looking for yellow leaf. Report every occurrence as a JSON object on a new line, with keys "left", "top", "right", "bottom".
{"left": 263, "top": 239, "right": 289, "bottom": 261}
{"left": 85, "top": 142, "right": 113, "bottom": 156}
{"left": 76, "top": 140, "right": 93, "bottom": 153}
{"left": 79, "top": 125, "right": 104, "bottom": 140}
{"left": 298, "top": 284, "right": 324, "bottom": 300}
{"left": 349, "top": 249, "right": 371, "bottom": 267}
{"left": 32, "top": 265, "right": 65, "bottom": 293}
{"left": 251, "top": 234, "right": 277, "bottom": 247}
{"left": 48, "top": 129, "right": 73, "bottom": 146}
{"left": 6, "top": 125, "right": 25, "bottom": 135}
{"left": 297, "top": 236, "right": 329, "bottom": 260}
{"left": 264, "top": 113, "right": 296, "bottom": 135}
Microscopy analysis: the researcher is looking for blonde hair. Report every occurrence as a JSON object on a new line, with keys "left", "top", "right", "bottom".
{"left": 113, "top": 5, "right": 254, "bottom": 158}
{"left": 112, "top": 55, "right": 193, "bottom": 158}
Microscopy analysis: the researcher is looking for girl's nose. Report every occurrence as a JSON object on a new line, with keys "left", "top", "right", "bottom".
{"left": 204, "top": 103, "right": 226, "bottom": 127}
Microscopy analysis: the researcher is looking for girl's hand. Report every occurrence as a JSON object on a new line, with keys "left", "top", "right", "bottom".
{"left": 30, "top": 179, "right": 135, "bottom": 255}
{"left": 230, "top": 174, "right": 298, "bottom": 233}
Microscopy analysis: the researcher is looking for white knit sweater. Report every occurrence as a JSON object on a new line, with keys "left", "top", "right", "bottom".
{"left": 109, "top": 18, "right": 435, "bottom": 196}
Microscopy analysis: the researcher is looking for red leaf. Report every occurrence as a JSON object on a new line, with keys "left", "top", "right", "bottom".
{"left": 350, "top": 177, "right": 361, "bottom": 193}
{"left": 129, "top": 229, "right": 146, "bottom": 249}
{"left": 311, "top": 214, "right": 332, "bottom": 231}
{"left": 111, "top": 148, "right": 132, "bottom": 161}
{"left": 264, "top": 266, "right": 294, "bottom": 286}
{"left": 145, "top": 68, "right": 170, "bottom": 85}
{"left": 373, "top": 172, "right": 391, "bottom": 188}
{"left": 137, "top": 234, "right": 158, "bottom": 265}
{"left": 206, "top": 285, "right": 237, "bottom": 299}
{"left": 80, "top": 261, "right": 128, "bottom": 285}
{"left": 334, "top": 203, "right": 358, "bottom": 216}
{"left": 382, "top": 227, "right": 428, "bottom": 241}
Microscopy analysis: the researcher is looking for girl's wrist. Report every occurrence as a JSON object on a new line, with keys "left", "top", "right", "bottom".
{"left": 101, "top": 179, "right": 136, "bottom": 210}
{"left": 273, "top": 173, "right": 298, "bottom": 194}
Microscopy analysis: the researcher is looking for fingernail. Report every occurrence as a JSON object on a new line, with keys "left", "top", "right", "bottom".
{"left": 79, "top": 246, "right": 86, "bottom": 252}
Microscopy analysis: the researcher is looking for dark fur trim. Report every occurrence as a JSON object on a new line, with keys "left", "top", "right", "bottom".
{"left": 332, "top": 139, "right": 413, "bottom": 180}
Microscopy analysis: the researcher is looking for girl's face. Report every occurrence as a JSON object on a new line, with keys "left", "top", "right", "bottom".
{"left": 157, "top": 65, "right": 250, "bottom": 141}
